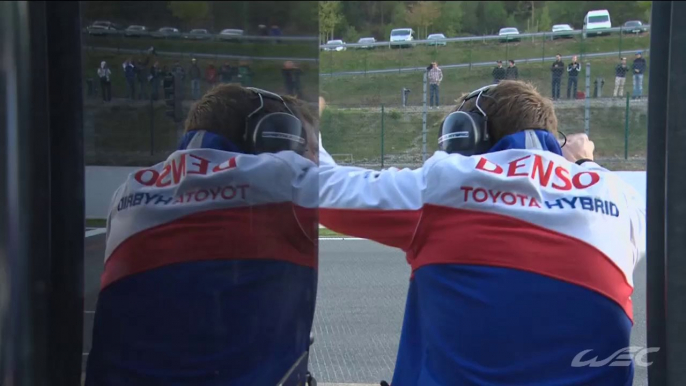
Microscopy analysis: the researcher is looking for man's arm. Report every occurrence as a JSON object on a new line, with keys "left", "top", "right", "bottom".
{"left": 319, "top": 139, "right": 429, "bottom": 250}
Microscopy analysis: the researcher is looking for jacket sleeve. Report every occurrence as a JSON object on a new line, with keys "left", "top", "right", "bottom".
{"left": 319, "top": 138, "right": 426, "bottom": 250}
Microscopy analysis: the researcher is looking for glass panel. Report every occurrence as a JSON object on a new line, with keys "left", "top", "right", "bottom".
{"left": 82, "top": 1, "right": 319, "bottom": 384}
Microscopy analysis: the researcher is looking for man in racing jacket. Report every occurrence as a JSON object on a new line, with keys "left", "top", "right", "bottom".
{"left": 319, "top": 81, "right": 645, "bottom": 386}
{"left": 86, "top": 84, "right": 319, "bottom": 385}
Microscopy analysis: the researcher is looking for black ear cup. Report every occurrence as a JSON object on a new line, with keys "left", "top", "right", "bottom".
{"left": 250, "top": 112, "right": 307, "bottom": 155}
{"left": 438, "top": 111, "right": 489, "bottom": 156}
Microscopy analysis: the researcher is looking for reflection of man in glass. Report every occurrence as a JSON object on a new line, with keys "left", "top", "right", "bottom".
{"left": 282, "top": 61, "right": 303, "bottom": 99}
{"left": 85, "top": 84, "right": 319, "bottom": 386}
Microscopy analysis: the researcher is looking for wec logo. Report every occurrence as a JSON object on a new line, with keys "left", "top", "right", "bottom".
{"left": 571, "top": 347, "right": 660, "bottom": 368}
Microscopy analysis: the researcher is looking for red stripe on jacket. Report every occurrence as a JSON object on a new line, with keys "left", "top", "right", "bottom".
{"left": 103, "top": 203, "right": 318, "bottom": 289}
{"left": 320, "top": 205, "right": 633, "bottom": 321}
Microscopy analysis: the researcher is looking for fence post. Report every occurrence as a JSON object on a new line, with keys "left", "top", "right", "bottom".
{"left": 381, "top": 104, "right": 385, "bottom": 168}
{"left": 505, "top": 39, "right": 509, "bottom": 62}
{"left": 619, "top": 26, "right": 623, "bottom": 59}
{"left": 542, "top": 33, "right": 546, "bottom": 63}
{"left": 422, "top": 72, "right": 428, "bottom": 162}
{"left": 584, "top": 61, "right": 591, "bottom": 135}
{"left": 624, "top": 91, "right": 630, "bottom": 159}
{"left": 469, "top": 41, "right": 472, "bottom": 70}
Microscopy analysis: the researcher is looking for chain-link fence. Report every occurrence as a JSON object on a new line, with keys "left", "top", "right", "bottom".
{"left": 321, "top": 68, "right": 648, "bottom": 170}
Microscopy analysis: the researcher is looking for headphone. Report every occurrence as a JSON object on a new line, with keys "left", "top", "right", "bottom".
{"left": 243, "top": 87, "right": 307, "bottom": 155}
{"left": 437, "top": 85, "right": 493, "bottom": 156}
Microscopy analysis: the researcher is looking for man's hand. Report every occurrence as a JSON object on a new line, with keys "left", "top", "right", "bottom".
{"left": 562, "top": 133, "right": 595, "bottom": 163}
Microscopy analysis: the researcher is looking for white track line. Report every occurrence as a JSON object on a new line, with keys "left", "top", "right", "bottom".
{"left": 85, "top": 228, "right": 106, "bottom": 238}
{"left": 319, "top": 237, "right": 365, "bottom": 241}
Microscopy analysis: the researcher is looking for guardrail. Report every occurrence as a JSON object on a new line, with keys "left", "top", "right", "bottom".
{"left": 83, "top": 28, "right": 318, "bottom": 42}
{"left": 319, "top": 47, "right": 650, "bottom": 77}
{"left": 319, "top": 24, "right": 651, "bottom": 50}
{"left": 83, "top": 45, "right": 318, "bottom": 63}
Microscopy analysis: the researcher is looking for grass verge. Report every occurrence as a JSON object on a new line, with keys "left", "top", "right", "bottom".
{"left": 86, "top": 219, "right": 107, "bottom": 228}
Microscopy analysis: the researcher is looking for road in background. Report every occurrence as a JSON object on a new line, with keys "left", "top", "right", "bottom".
{"left": 82, "top": 236, "right": 648, "bottom": 385}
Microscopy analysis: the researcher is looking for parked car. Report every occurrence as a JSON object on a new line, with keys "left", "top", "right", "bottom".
{"left": 427, "top": 33, "right": 447, "bottom": 46}
{"left": 623, "top": 20, "right": 647, "bottom": 34}
{"left": 551, "top": 24, "right": 574, "bottom": 40}
{"left": 390, "top": 28, "right": 414, "bottom": 48}
{"left": 152, "top": 27, "right": 181, "bottom": 39}
{"left": 187, "top": 29, "right": 212, "bottom": 40}
{"left": 357, "top": 37, "right": 376, "bottom": 49}
{"left": 324, "top": 39, "right": 346, "bottom": 52}
{"left": 218, "top": 29, "right": 244, "bottom": 41}
{"left": 583, "top": 9, "right": 612, "bottom": 38}
{"left": 87, "top": 25, "right": 117, "bottom": 36}
{"left": 124, "top": 25, "right": 147, "bottom": 38}
{"left": 91, "top": 21, "right": 123, "bottom": 30}
{"left": 498, "top": 27, "right": 520, "bottom": 42}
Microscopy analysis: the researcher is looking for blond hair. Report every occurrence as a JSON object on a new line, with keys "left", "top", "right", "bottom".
{"left": 452, "top": 80, "right": 558, "bottom": 143}
{"left": 185, "top": 84, "right": 318, "bottom": 161}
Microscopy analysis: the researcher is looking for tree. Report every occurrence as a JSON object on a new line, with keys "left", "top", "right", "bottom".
{"left": 435, "top": 1, "right": 464, "bottom": 36}
{"left": 538, "top": 5, "right": 552, "bottom": 32}
{"left": 405, "top": 1, "right": 441, "bottom": 39}
{"left": 480, "top": 1, "right": 508, "bottom": 35}
{"left": 167, "top": 1, "right": 209, "bottom": 27}
{"left": 320, "top": 1, "right": 345, "bottom": 43}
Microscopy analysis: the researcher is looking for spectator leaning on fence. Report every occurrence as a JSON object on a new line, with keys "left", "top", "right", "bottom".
{"left": 123, "top": 58, "right": 136, "bottom": 100}
{"left": 632, "top": 52, "right": 647, "bottom": 100}
{"left": 506, "top": 60, "right": 518, "bottom": 80}
{"left": 492, "top": 61, "right": 506, "bottom": 84}
{"left": 551, "top": 54, "right": 564, "bottom": 101}
{"left": 189, "top": 58, "right": 201, "bottom": 101}
{"left": 614, "top": 57, "right": 628, "bottom": 98}
{"left": 428, "top": 61, "right": 443, "bottom": 109}
{"left": 97, "top": 61, "right": 112, "bottom": 102}
{"left": 566, "top": 56, "right": 581, "bottom": 100}
{"left": 149, "top": 61, "right": 161, "bottom": 101}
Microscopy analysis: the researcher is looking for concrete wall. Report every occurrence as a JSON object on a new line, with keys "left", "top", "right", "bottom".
{"left": 86, "top": 166, "right": 648, "bottom": 220}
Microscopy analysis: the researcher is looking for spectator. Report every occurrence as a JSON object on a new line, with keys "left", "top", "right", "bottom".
{"left": 136, "top": 57, "right": 150, "bottom": 100}
{"left": 428, "top": 61, "right": 443, "bottom": 109}
{"left": 632, "top": 52, "right": 647, "bottom": 100}
{"left": 220, "top": 62, "right": 233, "bottom": 84}
{"left": 551, "top": 54, "right": 565, "bottom": 100}
{"left": 205, "top": 63, "right": 218, "bottom": 89}
{"left": 492, "top": 61, "right": 506, "bottom": 84}
{"left": 566, "top": 55, "right": 581, "bottom": 99}
{"left": 123, "top": 57, "right": 136, "bottom": 100}
{"left": 189, "top": 58, "right": 201, "bottom": 100}
{"left": 149, "top": 61, "right": 161, "bottom": 101}
{"left": 506, "top": 60, "right": 518, "bottom": 80}
{"left": 97, "top": 61, "right": 112, "bottom": 102}
{"left": 237, "top": 60, "right": 254, "bottom": 87}
{"left": 614, "top": 58, "right": 628, "bottom": 98}
{"left": 282, "top": 61, "right": 303, "bottom": 99}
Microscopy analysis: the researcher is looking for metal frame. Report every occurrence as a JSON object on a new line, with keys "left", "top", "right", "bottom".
{"left": 646, "top": 1, "right": 686, "bottom": 385}
{"left": 0, "top": 1, "right": 84, "bottom": 385}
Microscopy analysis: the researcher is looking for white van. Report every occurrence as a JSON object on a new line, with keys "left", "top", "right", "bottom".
{"left": 390, "top": 28, "right": 414, "bottom": 48}
{"left": 583, "top": 10, "right": 611, "bottom": 38}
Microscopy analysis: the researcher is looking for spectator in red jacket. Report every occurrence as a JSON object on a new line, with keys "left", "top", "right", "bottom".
{"left": 205, "top": 63, "right": 218, "bottom": 89}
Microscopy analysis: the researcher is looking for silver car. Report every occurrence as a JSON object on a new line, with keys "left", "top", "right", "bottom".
{"left": 152, "top": 27, "right": 180, "bottom": 39}
{"left": 124, "top": 25, "right": 147, "bottom": 38}
{"left": 188, "top": 29, "right": 212, "bottom": 40}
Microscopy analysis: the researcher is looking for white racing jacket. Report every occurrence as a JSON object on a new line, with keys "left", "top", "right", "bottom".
{"left": 318, "top": 136, "right": 645, "bottom": 386}
{"left": 87, "top": 149, "right": 319, "bottom": 386}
